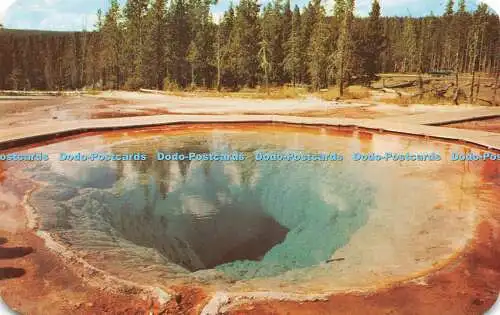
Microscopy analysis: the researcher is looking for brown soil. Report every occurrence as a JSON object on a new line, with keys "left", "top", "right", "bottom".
{"left": 0, "top": 229, "right": 212, "bottom": 314}
{"left": 0, "top": 231, "right": 154, "bottom": 314}
{"left": 0, "top": 230, "right": 210, "bottom": 315}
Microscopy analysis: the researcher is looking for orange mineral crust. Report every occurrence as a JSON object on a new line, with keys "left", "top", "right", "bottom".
{"left": 0, "top": 123, "right": 498, "bottom": 315}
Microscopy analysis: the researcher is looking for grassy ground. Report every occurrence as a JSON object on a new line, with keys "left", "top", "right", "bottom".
{"left": 2, "top": 73, "right": 497, "bottom": 106}
{"left": 160, "top": 86, "right": 308, "bottom": 100}
{"left": 375, "top": 73, "right": 498, "bottom": 106}
{"left": 314, "top": 85, "right": 371, "bottom": 101}
{"left": 157, "top": 85, "right": 373, "bottom": 101}
{"left": 154, "top": 74, "right": 498, "bottom": 105}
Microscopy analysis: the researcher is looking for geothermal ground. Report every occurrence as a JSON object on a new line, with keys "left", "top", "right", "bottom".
{"left": 0, "top": 92, "right": 499, "bottom": 315}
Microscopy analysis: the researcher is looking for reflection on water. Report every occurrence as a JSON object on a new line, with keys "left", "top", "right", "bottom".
{"left": 0, "top": 124, "right": 498, "bottom": 283}
{"left": 19, "top": 129, "right": 374, "bottom": 279}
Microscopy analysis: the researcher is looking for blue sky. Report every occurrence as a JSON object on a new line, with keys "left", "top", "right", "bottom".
{"left": 0, "top": 0, "right": 497, "bottom": 31}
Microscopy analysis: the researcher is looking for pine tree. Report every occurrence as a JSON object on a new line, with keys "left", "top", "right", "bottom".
{"left": 187, "top": 0, "right": 215, "bottom": 88}
{"left": 187, "top": 40, "right": 198, "bottom": 88}
{"left": 215, "top": 24, "right": 223, "bottom": 90}
{"left": 101, "top": 0, "right": 124, "bottom": 89}
{"left": 327, "top": 0, "right": 344, "bottom": 83}
{"left": 335, "top": 0, "right": 355, "bottom": 96}
{"left": 1, "top": 0, "right": 499, "bottom": 95}
{"left": 457, "top": 0, "right": 470, "bottom": 72}
{"left": 415, "top": 19, "right": 428, "bottom": 98}
{"left": 308, "top": 0, "right": 329, "bottom": 90}
{"left": 258, "top": 38, "right": 271, "bottom": 94}
{"left": 143, "top": 0, "right": 168, "bottom": 90}
{"left": 9, "top": 39, "right": 23, "bottom": 90}
{"left": 260, "top": 0, "right": 284, "bottom": 85}
{"left": 61, "top": 34, "right": 79, "bottom": 89}
{"left": 298, "top": 2, "right": 317, "bottom": 84}
{"left": 230, "top": 0, "right": 260, "bottom": 88}
{"left": 401, "top": 18, "right": 417, "bottom": 72}
{"left": 84, "top": 32, "right": 102, "bottom": 88}
{"left": 215, "top": 3, "right": 235, "bottom": 90}
{"left": 445, "top": 0, "right": 454, "bottom": 17}
{"left": 334, "top": 0, "right": 346, "bottom": 20}
{"left": 469, "top": 3, "right": 489, "bottom": 101}
{"left": 362, "top": 0, "right": 384, "bottom": 79}
{"left": 169, "top": 0, "right": 191, "bottom": 87}
{"left": 96, "top": 9, "right": 103, "bottom": 30}
{"left": 123, "top": 0, "right": 149, "bottom": 89}
{"left": 283, "top": 5, "right": 301, "bottom": 86}
{"left": 442, "top": 0, "right": 455, "bottom": 69}
{"left": 281, "top": 0, "right": 293, "bottom": 83}
{"left": 457, "top": 0, "right": 466, "bottom": 13}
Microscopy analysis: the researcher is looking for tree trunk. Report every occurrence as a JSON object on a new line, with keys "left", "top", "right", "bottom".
{"left": 469, "top": 71, "right": 475, "bottom": 102}
{"left": 216, "top": 32, "right": 222, "bottom": 92}
{"left": 494, "top": 70, "right": 499, "bottom": 106}
{"left": 115, "top": 65, "right": 120, "bottom": 90}
{"left": 338, "top": 59, "right": 344, "bottom": 97}
{"left": 475, "top": 73, "right": 481, "bottom": 102}
{"left": 418, "top": 72, "right": 424, "bottom": 100}
{"left": 217, "top": 56, "right": 221, "bottom": 92}
{"left": 265, "top": 68, "right": 269, "bottom": 95}
{"left": 453, "top": 70, "right": 460, "bottom": 105}
{"left": 191, "top": 64, "right": 195, "bottom": 89}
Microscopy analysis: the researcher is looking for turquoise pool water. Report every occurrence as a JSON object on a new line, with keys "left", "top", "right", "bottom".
{"left": 19, "top": 126, "right": 374, "bottom": 280}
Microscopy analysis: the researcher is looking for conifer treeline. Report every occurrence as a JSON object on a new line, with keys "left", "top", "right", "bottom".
{"left": 0, "top": 0, "right": 498, "bottom": 91}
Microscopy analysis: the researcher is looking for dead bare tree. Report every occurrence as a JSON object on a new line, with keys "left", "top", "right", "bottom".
{"left": 469, "top": 71, "right": 475, "bottom": 102}
{"left": 453, "top": 56, "right": 461, "bottom": 105}
{"left": 494, "top": 70, "right": 499, "bottom": 106}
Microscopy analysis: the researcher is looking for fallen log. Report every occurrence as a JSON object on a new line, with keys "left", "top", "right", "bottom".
{"left": 434, "top": 83, "right": 454, "bottom": 97}
{"left": 385, "top": 80, "right": 416, "bottom": 89}
{"left": 0, "top": 90, "right": 82, "bottom": 96}
{"left": 477, "top": 98, "right": 493, "bottom": 105}
{"left": 381, "top": 88, "right": 402, "bottom": 96}
{"left": 410, "top": 83, "right": 454, "bottom": 98}
{"left": 139, "top": 88, "right": 167, "bottom": 95}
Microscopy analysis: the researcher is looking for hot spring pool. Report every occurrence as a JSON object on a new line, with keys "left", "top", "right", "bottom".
{"left": 1, "top": 123, "right": 499, "bottom": 294}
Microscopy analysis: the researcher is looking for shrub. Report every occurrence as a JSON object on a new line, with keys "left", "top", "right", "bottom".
{"left": 163, "top": 79, "right": 180, "bottom": 91}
